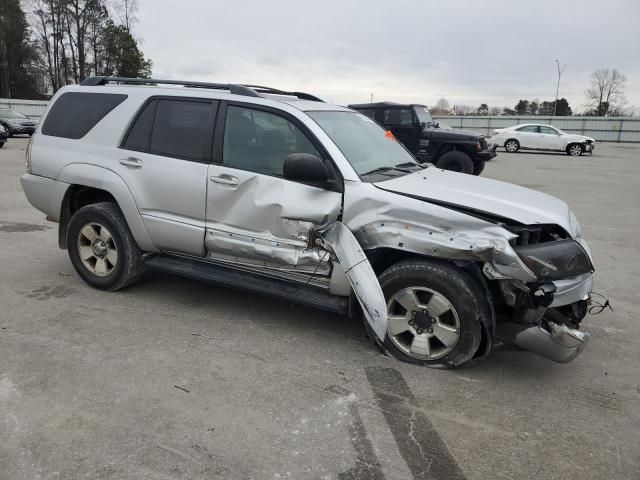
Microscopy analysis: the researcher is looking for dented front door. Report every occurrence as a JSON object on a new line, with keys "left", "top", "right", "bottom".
{"left": 205, "top": 104, "right": 342, "bottom": 271}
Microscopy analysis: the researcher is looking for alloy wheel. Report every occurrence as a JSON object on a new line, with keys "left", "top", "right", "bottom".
{"left": 76, "top": 222, "right": 118, "bottom": 277}
{"left": 386, "top": 286, "right": 461, "bottom": 360}
{"left": 569, "top": 144, "right": 582, "bottom": 156}
{"left": 505, "top": 140, "right": 518, "bottom": 152}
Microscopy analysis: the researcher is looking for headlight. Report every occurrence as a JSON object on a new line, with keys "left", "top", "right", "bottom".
{"left": 515, "top": 239, "right": 593, "bottom": 281}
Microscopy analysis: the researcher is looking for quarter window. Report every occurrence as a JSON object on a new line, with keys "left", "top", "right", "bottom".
{"left": 383, "top": 108, "right": 414, "bottom": 127}
{"left": 149, "top": 99, "right": 214, "bottom": 161}
{"left": 122, "top": 100, "right": 156, "bottom": 152}
{"left": 42, "top": 92, "right": 127, "bottom": 139}
{"left": 223, "top": 106, "right": 321, "bottom": 176}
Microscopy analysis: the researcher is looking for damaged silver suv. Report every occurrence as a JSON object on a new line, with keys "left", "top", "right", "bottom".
{"left": 21, "top": 77, "right": 595, "bottom": 368}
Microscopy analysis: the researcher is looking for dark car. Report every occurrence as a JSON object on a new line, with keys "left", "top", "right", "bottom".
{"left": 0, "top": 108, "right": 37, "bottom": 136}
{"left": 0, "top": 124, "right": 7, "bottom": 147}
{"left": 348, "top": 102, "right": 497, "bottom": 175}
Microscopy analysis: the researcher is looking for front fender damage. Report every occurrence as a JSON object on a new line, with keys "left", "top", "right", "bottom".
{"left": 319, "top": 222, "right": 388, "bottom": 342}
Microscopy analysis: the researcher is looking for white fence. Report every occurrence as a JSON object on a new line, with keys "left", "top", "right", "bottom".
{"left": 0, "top": 98, "right": 49, "bottom": 120}
{"left": 433, "top": 115, "right": 640, "bottom": 143}
{"left": 2, "top": 99, "right": 639, "bottom": 142}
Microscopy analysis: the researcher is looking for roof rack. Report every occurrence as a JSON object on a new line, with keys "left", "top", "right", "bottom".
{"left": 242, "top": 85, "right": 325, "bottom": 103}
{"left": 80, "top": 76, "right": 324, "bottom": 102}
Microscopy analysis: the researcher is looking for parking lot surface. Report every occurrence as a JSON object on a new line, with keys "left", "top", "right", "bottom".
{"left": 1, "top": 138, "right": 639, "bottom": 479}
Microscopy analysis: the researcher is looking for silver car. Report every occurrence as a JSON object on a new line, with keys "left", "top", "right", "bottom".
{"left": 21, "top": 77, "right": 595, "bottom": 368}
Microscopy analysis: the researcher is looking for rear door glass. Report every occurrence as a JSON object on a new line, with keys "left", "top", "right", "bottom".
{"left": 149, "top": 99, "right": 215, "bottom": 161}
{"left": 122, "top": 100, "right": 157, "bottom": 152}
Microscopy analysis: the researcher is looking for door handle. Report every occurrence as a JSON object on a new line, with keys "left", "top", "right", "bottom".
{"left": 210, "top": 175, "right": 239, "bottom": 186}
{"left": 120, "top": 157, "right": 143, "bottom": 168}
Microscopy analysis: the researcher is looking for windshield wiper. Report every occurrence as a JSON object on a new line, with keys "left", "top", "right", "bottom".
{"left": 361, "top": 166, "right": 410, "bottom": 176}
{"left": 395, "top": 162, "right": 423, "bottom": 170}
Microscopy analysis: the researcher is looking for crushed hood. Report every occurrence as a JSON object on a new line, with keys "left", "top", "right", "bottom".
{"left": 375, "top": 168, "right": 573, "bottom": 232}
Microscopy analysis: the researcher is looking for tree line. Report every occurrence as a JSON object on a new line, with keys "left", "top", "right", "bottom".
{"left": 0, "top": 0, "right": 151, "bottom": 99}
{"left": 431, "top": 68, "right": 630, "bottom": 117}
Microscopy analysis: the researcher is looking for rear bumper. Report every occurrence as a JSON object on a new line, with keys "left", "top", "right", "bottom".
{"left": 8, "top": 125, "right": 36, "bottom": 135}
{"left": 20, "top": 173, "right": 69, "bottom": 221}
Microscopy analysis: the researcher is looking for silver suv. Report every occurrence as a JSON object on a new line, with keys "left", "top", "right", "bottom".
{"left": 21, "top": 77, "right": 595, "bottom": 368}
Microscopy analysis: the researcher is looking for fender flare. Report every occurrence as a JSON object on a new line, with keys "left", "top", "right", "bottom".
{"left": 56, "top": 163, "right": 157, "bottom": 252}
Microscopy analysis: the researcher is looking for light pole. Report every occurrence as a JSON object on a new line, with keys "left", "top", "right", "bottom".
{"left": 553, "top": 59, "right": 566, "bottom": 117}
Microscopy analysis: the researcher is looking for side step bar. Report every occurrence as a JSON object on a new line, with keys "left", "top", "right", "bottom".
{"left": 145, "top": 254, "right": 349, "bottom": 315}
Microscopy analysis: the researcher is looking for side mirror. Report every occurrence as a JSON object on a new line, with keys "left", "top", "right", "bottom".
{"left": 283, "top": 153, "right": 329, "bottom": 184}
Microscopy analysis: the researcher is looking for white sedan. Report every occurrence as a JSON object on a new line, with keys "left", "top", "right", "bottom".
{"left": 490, "top": 124, "right": 595, "bottom": 156}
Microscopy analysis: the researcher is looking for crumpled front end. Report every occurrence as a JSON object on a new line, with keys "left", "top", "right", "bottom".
{"left": 342, "top": 177, "right": 595, "bottom": 363}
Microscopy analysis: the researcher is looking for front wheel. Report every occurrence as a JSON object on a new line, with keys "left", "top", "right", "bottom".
{"left": 372, "top": 259, "right": 487, "bottom": 368}
{"left": 67, "top": 202, "right": 144, "bottom": 291}
{"left": 436, "top": 151, "right": 474, "bottom": 174}
{"left": 567, "top": 143, "right": 583, "bottom": 156}
{"left": 473, "top": 159, "right": 485, "bottom": 176}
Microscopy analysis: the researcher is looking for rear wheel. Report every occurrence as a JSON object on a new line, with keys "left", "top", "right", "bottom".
{"left": 436, "top": 151, "right": 474, "bottom": 174}
{"left": 504, "top": 139, "right": 519, "bottom": 153}
{"left": 0, "top": 142, "right": 4, "bottom": 148}
{"left": 566, "top": 143, "right": 583, "bottom": 156}
{"left": 372, "top": 259, "right": 487, "bottom": 368}
{"left": 67, "top": 202, "right": 144, "bottom": 291}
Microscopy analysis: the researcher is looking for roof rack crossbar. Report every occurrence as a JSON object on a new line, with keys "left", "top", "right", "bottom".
{"left": 80, "top": 77, "right": 323, "bottom": 102}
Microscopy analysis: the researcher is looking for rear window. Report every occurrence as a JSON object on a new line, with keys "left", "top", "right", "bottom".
{"left": 42, "top": 92, "right": 127, "bottom": 139}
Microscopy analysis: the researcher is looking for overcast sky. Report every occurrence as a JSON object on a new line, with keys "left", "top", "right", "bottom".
{"left": 136, "top": 0, "right": 640, "bottom": 112}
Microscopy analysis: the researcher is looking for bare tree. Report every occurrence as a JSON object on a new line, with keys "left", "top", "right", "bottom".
{"left": 585, "top": 69, "right": 627, "bottom": 116}
{"left": 113, "top": 0, "right": 137, "bottom": 32}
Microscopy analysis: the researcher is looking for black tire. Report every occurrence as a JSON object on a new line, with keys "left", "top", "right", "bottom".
{"left": 67, "top": 202, "right": 144, "bottom": 291}
{"left": 566, "top": 143, "right": 583, "bottom": 156}
{"left": 0, "top": 142, "right": 4, "bottom": 148}
{"left": 472, "top": 159, "right": 485, "bottom": 176}
{"left": 504, "top": 139, "right": 519, "bottom": 153}
{"left": 369, "top": 259, "right": 488, "bottom": 368}
{"left": 436, "top": 150, "right": 474, "bottom": 174}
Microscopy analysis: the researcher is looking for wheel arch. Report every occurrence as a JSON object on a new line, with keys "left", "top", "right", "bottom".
{"left": 56, "top": 163, "right": 156, "bottom": 252}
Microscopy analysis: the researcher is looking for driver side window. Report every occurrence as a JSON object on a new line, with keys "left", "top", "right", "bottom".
{"left": 539, "top": 126, "right": 558, "bottom": 135}
{"left": 223, "top": 106, "right": 321, "bottom": 176}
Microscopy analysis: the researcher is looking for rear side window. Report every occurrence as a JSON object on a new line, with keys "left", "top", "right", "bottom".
{"left": 149, "top": 99, "right": 213, "bottom": 161}
{"left": 517, "top": 125, "right": 539, "bottom": 133}
{"left": 42, "top": 92, "right": 127, "bottom": 139}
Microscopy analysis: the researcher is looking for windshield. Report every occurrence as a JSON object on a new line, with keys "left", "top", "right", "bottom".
{"left": 413, "top": 106, "right": 434, "bottom": 126}
{"left": 0, "top": 109, "right": 28, "bottom": 119}
{"left": 308, "top": 111, "right": 420, "bottom": 178}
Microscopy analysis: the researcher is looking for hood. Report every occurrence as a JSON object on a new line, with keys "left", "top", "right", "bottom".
{"left": 423, "top": 127, "right": 482, "bottom": 141}
{"left": 374, "top": 168, "right": 573, "bottom": 232}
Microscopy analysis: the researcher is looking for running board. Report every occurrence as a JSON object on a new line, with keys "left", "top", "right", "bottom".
{"left": 144, "top": 254, "right": 349, "bottom": 315}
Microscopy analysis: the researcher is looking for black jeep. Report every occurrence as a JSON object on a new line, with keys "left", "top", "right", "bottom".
{"left": 348, "top": 102, "right": 497, "bottom": 175}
